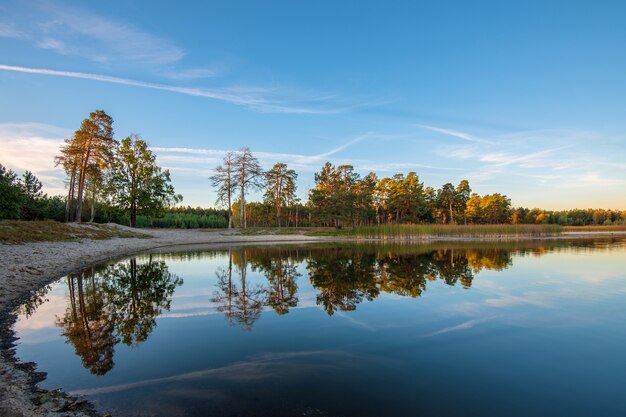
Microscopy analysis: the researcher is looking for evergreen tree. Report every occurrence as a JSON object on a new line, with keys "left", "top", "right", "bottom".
{"left": 109, "top": 135, "right": 181, "bottom": 227}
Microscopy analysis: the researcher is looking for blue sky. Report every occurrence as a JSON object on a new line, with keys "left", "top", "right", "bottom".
{"left": 1, "top": 0, "right": 625, "bottom": 210}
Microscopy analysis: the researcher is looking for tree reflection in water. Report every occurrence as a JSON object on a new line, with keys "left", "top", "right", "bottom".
{"left": 55, "top": 256, "right": 182, "bottom": 375}
{"left": 211, "top": 244, "right": 516, "bottom": 326}
{"left": 46, "top": 240, "right": 619, "bottom": 374}
{"left": 211, "top": 249, "right": 265, "bottom": 330}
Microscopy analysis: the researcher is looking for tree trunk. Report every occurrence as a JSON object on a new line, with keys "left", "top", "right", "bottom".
{"left": 240, "top": 184, "right": 246, "bottom": 228}
{"left": 65, "top": 169, "right": 76, "bottom": 222}
{"left": 449, "top": 202, "right": 455, "bottom": 225}
{"left": 130, "top": 199, "right": 137, "bottom": 227}
{"left": 89, "top": 184, "right": 96, "bottom": 223}
{"left": 227, "top": 164, "right": 233, "bottom": 229}
{"left": 75, "top": 145, "right": 92, "bottom": 223}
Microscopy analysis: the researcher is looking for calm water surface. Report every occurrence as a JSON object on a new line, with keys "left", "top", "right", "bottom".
{"left": 14, "top": 239, "right": 626, "bottom": 417}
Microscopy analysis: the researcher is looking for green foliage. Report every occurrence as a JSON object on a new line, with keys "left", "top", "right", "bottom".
{"left": 108, "top": 135, "right": 182, "bottom": 227}
{"left": 264, "top": 162, "right": 298, "bottom": 226}
{"left": 0, "top": 164, "right": 23, "bottom": 219}
{"left": 140, "top": 213, "right": 227, "bottom": 228}
{"left": 0, "top": 165, "right": 65, "bottom": 221}
{"left": 309, "top": 162, "right": 376, "bottom": 228}
{"left": 107, "top": 207, "right": 228, "bottom": 229}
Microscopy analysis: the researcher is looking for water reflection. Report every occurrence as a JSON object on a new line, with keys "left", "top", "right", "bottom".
{"left": 212, "top": 245, "right": 513, "bottom": 319}
{"left": 14, "top": 238, "right": 626, "bottom": 417}
{"left": 25, "top": 238, "right": 626, "bottom": 376}
{"left": 54, "top": 256, "right": 182, "bottom": 375}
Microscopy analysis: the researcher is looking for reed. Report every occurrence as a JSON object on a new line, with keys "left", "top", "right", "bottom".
{"left": 311, "top": 224, "right": 562, "bottom": 238}
{"left": 562, "top": 225, "right": 626, "bottom": 232}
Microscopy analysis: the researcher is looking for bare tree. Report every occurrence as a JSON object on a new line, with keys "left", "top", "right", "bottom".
{"left": 234, "top": 148, "right": 264, "bottom": 228}
{"left": 209, "top": 152, "right": 237, "bottom": 228}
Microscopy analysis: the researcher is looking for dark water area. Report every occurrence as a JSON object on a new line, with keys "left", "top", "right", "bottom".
{"left": 14, "top": 239, "right": 626, "bottom": 417}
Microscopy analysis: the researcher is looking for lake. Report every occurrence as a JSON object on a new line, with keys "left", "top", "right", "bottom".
{"left": 14, "top": 238, "right": 626, "bottom": 417}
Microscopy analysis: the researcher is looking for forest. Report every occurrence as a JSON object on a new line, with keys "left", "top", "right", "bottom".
{"left": 1, "top": 110, "right": 625, "bottom": 229}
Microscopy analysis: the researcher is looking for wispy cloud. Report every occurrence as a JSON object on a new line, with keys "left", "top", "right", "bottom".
{"left": 0, "top": 22, "right": 27, "bottom": 39}
{"left": 422, "top": 316, "right": 497, "bottom": 337}
{"left": 0, "top": 122, "right": 69, "bottom": 195}
{"left": 153, "top": 133, "right": 459, "bottom": 177}
{"left": 3, "top": 2, "right": 184, "bottom": 65}
{"left": 560, "top": 172, "right": 626, "bottom": 189}
{"left": 431, "top": 124, "right": 626, "bottom": 205}
{"left": 154, "top": 134, "right": 374, "bottom": 171}
{"left": 161, "top": 67, "right": 225, "bottom": 80}
{"left": 0, "top": 64, "right": 347, "bottom": 114}
{"left": 414, "top": 124, "right": 493, "bottom": 144}
{"left": 69, "top": 350, "right": 354, "bottom": 396}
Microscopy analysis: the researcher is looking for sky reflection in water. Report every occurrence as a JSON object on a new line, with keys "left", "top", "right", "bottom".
{"left": 15, "top": 239, "right": 626, "bottom": 417}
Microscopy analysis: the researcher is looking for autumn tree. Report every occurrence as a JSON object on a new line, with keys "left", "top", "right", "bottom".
{"left": 264, "top": 162, "right": 298, "bottom": 227}
{"left": 465, "top": 193, "right": 512, "bottom": 224}
{"left": 108, "top": 135, "right": 181, "bottom": 227}
{"left": 209, "top": 152, "right": 237, "bottom": 228}
{"left": 234, "top": 148, "right": 264, "bottom": 228}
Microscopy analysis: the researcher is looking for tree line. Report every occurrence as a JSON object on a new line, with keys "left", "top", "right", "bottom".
{"left": 2, "top": 114, "right": 626, "bottom": 227}
{"left": 210, "top": 151, "right": 626, "bottom": 228}
{"left": 0, "top": 164, "right": 65, "bottom": 220}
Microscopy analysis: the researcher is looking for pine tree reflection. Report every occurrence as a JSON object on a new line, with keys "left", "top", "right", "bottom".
{"left": 212, "top": 249, "right": 265, "bottom": 330}
{"left": 55, "top": 268, "right": 117, "bottom": 375}
{"left": 250, "top": 248, "right": 301, "bottom": 315}
{"left": 55, "top": 256, "right": 182, "bottom": 375}
{"left": 307, "top": 248, "right": 380, "bottom": 316}
{"left": 211, "top": 245, "right": 518, "bottom": 327}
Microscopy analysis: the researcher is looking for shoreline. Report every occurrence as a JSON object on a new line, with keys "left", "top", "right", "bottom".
{"left": 2, "top": 227, "right": 626, "bottom": 417}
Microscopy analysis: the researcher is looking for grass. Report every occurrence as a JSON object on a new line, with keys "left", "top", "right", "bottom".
{"left": 0, "top": 220, "right": 151, "bottom": 244}
{"left": 562, "top": 225, "right": 626, "bottom": 232}
{"left": 305, "top": 224, "right": 562, "bottom": 238}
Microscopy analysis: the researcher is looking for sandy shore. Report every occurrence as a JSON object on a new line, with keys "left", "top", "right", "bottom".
{"left": 1, "top": 226, "right": 625, "bottom": 417}
{"left": 0, "top": 226, "right": 334, "bottom": 417}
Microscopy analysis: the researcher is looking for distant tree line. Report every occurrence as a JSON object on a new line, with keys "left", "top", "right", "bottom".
{"left": 511, "top": 207, "right": 626, "bottom": 226}
{"left": 211, "top": 156, "right": 518, "bottom": 228}
{"left": 210, "top": 154, "right": 626, "bottom": 228}
{"left": 3, "top": 116, "right": 626, "bottom": 228}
